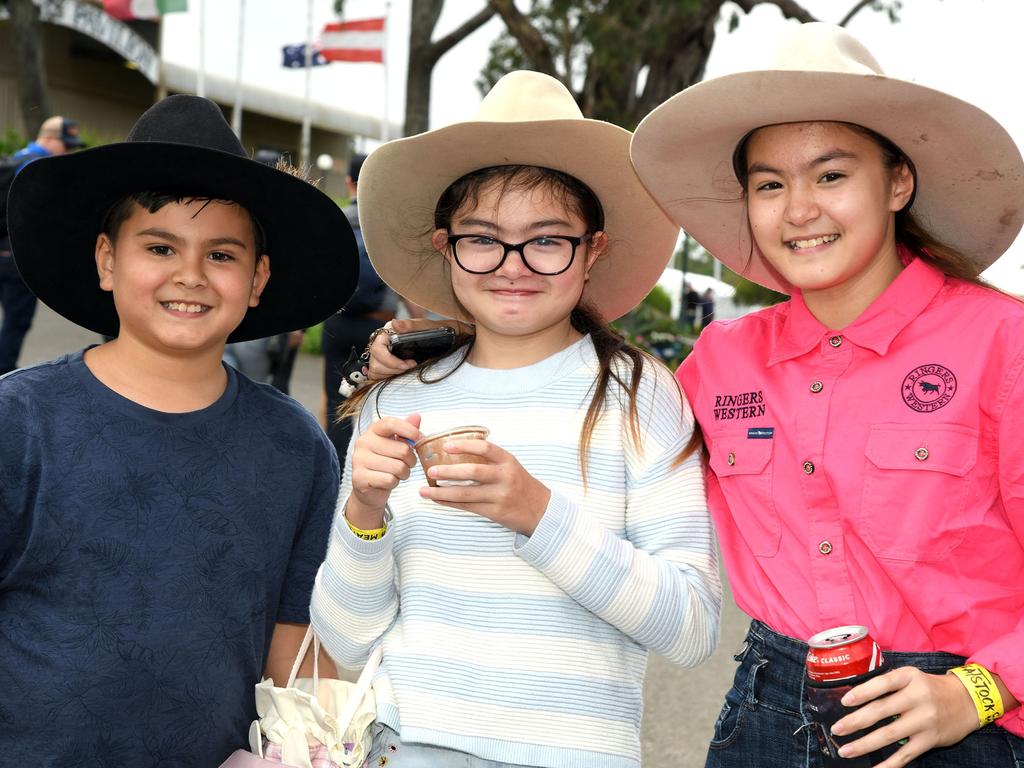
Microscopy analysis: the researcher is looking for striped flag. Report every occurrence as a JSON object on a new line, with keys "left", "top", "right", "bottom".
{"left": 282, "top": 44, "right": 328, "bottom": 68}
{"left": 103, "top": 0, "right": 187, "bottom": 20}
{"left": 320, "top": 18, "right": 385, "bottom": 63}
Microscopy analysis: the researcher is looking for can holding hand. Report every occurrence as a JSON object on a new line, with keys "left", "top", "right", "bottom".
{"left": 804, "top": 626, "right": 900, "bottom": 767}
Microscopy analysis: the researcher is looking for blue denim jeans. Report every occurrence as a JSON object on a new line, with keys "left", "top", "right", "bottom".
{"left": 705, "top": 621, "right": 1024, "bottom": 768}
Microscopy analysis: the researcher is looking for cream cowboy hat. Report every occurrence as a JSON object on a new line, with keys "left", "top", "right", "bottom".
{"left": 629, "top": 22, "right": 1024, "bottom": 293}
{"left": 357, "top": 70, "right": 680, "bottom": 321}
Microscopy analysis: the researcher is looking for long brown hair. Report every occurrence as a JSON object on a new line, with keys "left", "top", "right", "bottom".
{"left": 733, "top": 121, "right": 989, "bottom": 285}
{"left": 342, "top": 165, "right": 701, "bottom": 480}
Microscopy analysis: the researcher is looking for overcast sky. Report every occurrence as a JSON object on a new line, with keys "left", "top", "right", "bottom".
{"left": 163, "top": 0, "right": 1024, "bottom": 290}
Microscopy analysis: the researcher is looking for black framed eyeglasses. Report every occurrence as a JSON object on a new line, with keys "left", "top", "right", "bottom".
{"left": 446, "top": 233, "right": 592, "bottom": 276}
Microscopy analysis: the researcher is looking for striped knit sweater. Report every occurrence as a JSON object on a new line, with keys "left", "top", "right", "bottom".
{"left": 310, "top": 335, "right": 721, "bottom": 767}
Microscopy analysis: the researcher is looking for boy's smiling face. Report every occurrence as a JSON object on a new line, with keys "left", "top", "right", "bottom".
{"left": 95, "top": 199, "right": 270, "bottom": 357}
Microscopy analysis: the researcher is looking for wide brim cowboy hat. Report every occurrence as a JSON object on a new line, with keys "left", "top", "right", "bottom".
{"left": 357, "top": 70, "right": 680, "bottom": 322}
{"left": 630, "top": 22, "right": 1024, "bottom": 293}
{"left": 8, "top": 94, "right": 359, "bottom": 341}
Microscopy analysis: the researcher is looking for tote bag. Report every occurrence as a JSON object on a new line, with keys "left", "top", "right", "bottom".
{"left": 220, "top": 627, "right": 381, "bottom": 768}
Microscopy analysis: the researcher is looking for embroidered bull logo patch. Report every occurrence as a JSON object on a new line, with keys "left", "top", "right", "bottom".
{"left": 902, "top": 364, "right": 957, "bottom": 412}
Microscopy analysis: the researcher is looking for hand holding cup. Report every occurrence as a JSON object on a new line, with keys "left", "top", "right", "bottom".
{"left": 417, "top": 429, "right": 551, "bottom": 536}
{"left": 414, "top": 426, "right": 491, "bottom": 487}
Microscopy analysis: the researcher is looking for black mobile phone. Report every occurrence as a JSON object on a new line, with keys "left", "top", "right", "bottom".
{"left": 388, "top": 327, "right": 457, "bottom": 362}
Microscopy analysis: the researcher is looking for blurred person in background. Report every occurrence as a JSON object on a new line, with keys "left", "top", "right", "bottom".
{"left": 321, "top": 152, "right": 396, "bottom": 463}
{"left": 0, "top": 116, "right": 84, "bottom": 374}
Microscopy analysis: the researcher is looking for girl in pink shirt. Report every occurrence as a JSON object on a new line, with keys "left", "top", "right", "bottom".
{"left": 631, "top": 21, "right": 1024, "bottom": 768}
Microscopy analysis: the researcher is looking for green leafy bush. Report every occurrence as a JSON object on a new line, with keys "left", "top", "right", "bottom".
{"left": 301, "top": 323, "right": 323, "bottom": 355}
{"left": 0, "top": 128, "right": 26, "bottom": 156}
{"left": 613, "top": 285, "right": 695, "bottom": 369}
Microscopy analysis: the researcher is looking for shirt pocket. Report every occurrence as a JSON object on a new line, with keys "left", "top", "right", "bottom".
{"left": 709, "top": 432, "right": 779, "bottom": 557}
{"left": 860, "top": 423, "right": 978, "bottom": 562}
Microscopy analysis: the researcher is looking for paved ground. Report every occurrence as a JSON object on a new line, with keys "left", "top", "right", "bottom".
{"left": 16, "top": 302, "right": 751, "bottom": 767}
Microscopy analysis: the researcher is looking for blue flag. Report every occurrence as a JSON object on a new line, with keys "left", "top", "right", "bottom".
{"left": 282, "top": 44, "right": 328, "bottom": 68}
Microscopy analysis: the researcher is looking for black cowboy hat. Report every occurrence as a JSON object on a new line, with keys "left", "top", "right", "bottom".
{"left": 7, "top": 94, "right": 359, "bottom": 342}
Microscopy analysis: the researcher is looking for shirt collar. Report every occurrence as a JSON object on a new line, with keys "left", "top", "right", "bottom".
{"left": 767, "top": 250, "right": 946, "bottom": 366}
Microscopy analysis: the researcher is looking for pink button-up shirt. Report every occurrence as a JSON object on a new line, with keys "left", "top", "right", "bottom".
{"left": 678, "top": 256, "right": 1024, "bottom": 735}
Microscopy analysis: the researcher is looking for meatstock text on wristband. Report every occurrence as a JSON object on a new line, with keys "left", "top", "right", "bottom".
{"left": 346, "top": 518, "right": 387, "bottom": 541}
{"left": 948, "top": 664, "right": 1005, "bottom": 726}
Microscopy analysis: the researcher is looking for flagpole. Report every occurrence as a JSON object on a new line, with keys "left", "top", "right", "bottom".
{"left": 157, "top": 15, "right": 168, "bottom": 101}
{"left": 300, "top": 0, "right": 314, "bottom": 168}
{"left": 381, "top": 0, "right": 391, "bottom": 141}
{"left": 196, "top": 0, "right": 206, "bottom": 97}
{"left": 231, "top": 0, "right": 247, "bottom": 137}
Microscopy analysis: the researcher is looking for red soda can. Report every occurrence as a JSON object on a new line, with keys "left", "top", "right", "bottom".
{"left": 806, "top": 625, "right": 886, "bottom": 683}
{"left": 804, "top": 626, "right": 899, "bottom": 767}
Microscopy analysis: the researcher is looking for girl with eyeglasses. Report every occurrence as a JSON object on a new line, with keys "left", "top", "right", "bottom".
{"left": 309, "top": 71, "right": 721, "bottom": 768}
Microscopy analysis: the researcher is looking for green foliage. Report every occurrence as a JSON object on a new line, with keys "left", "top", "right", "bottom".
{"left": 644, "top": 282, "right": 672, "bottom": 315}
{"left": 483, "top": 0, "right": 901, "bottom": 128}
{"left": 615, "top": 284, "right": 679, "bottom": 335}
{"left": 721, "top": 267, "right": 786, "bottom": 307}
{"left": 0, "top": 125, "right": 112, "bottom": 155}
{"left": 79, "top": 128, "right": 111, "bottom": 149}
{"left": 613, "top": 284, "right": 695, "bottom": 368}
{"left": 877, "top": 0, "right": 902, "bottom": 23}
{"left": 672, "top": 237, "right": 715, "bottom": 276}
{"left": 670, "top": 235, "right": 784, "bottom": 308}
{"left": 482, "top": 0, "right": 712, "bottom": 128}
{"left": 0, "top": 128, "right": 26, "bottom": 156}
{"left": 477, "top": 38, "right": 532, "bottom": 97}
{"left": 302, "top": 322, "right": 323, "bottom": 355}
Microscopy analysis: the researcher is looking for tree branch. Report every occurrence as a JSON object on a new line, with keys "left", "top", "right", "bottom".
{"left": 430, "top": 5, "right": 497, "bottom": 63}
{"left": 10, "top": 0, "right": 50, "bottom": 135}
{"left": 838, "top": 0, "right": 876, "bottom": 26}
{"left": 487, "top": 0, "right": 560, "bottom": 79}
{"left": 729, "top": 0, "right": 818, "bottom": 23}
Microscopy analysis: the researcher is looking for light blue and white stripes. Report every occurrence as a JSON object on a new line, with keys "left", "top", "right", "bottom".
{"left": 311, "top": 335, "right": 721, "bottom": 767}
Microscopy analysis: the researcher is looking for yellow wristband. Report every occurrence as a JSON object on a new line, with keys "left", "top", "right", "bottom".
{"left": 346, "top": 519, "right": 387, "bottom": 541}
{"left": 949, "top": 664, "right": 1004, "bottom": 726}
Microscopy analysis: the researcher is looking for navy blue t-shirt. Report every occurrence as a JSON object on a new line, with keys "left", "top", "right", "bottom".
{"left": 0, "top": 351, "right": 340, "bottom": 766}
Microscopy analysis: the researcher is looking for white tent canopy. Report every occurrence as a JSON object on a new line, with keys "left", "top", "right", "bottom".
{"left": 657, "top": 268, "right": 739, "bottom": 320}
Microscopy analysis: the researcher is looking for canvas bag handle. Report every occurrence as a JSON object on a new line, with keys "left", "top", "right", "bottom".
{"left": 285, "top": 625, "right": 383, "bottom": 736}
{"left": 285, "top": 625, "right": 320, "bottom": 692}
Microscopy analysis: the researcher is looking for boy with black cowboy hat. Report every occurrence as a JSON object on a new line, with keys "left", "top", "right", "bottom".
{"left": 0, "top": 95, "right": 359, "bottom": 764}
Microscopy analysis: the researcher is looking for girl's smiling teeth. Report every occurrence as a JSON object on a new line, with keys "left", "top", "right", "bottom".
{"left": 788, "top": 234, "right": 840, "bottom": 250}
{"left": 162, "top": 301, "right": 211, "bottom": 313}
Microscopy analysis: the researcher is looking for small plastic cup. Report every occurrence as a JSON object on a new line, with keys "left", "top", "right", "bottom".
{"left": 414, "top": 426, "right": 490, "bottom": 487}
